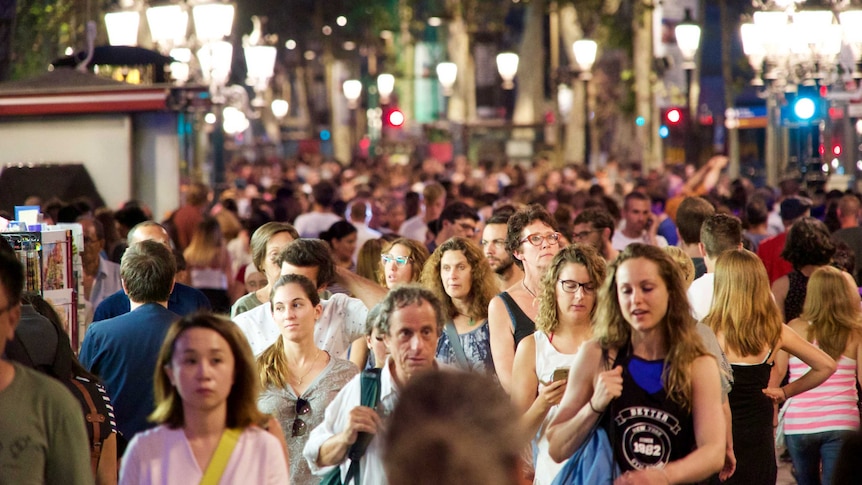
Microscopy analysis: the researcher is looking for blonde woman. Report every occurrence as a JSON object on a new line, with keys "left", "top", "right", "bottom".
{"left": 511, "top": 244, "right": 606, "bottom": 484}
{"left": 183, "top": 217, "right": 235, "bottom": 313}
{"left": 547, "top": 244, "right": 725, "bottom": 484}
{"left": 777, "top": 266, "right": 862, "bottom": 485}
{"left": 703, "top": 249, "right": 836, "bottom": 484}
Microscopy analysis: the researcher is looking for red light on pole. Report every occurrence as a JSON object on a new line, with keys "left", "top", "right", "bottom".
{"left": 665, "top": 108, "right": 682, "bottom": 125}
{"left": 388, "top": 109, "right": 405, "bottom": 127}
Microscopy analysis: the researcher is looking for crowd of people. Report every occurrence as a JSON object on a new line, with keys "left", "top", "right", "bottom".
{"left": 4, "top": 151, "right": 862, "bottom": 484}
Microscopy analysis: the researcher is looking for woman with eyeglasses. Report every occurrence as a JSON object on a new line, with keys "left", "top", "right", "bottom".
{"left": 420, "top": 237, "right": 499, "bottom": 374}
{"left": 379, "top": 238, "right": 430, "bottom": 289}
{"left": 511, "top": 244, "right": 606, "bottom": 484}
{"left": 488, "top": 205, "right": 563, "bottom": 391}
{"left": 120, "top": 313, "right": 289, "bottom": 484}
{"left": 257, "top": 274, "right": 359, "bottom": 484}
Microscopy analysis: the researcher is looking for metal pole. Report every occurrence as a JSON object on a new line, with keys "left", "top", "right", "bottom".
{"left": 583, "top": 77, "right": 590, "bottom": 166}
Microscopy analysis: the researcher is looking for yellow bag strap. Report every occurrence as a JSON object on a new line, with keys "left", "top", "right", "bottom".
{"left": 199, "top": 428, "right": 242, "bottom": 485}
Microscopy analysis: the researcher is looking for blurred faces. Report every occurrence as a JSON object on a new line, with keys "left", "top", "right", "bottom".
{"left": 384, "top": 300, "right": 439, "bottom": 384}
{"left": 264, "top": 232, "right": 296, "bottom": 285}
{"left": 440, "top": 250, "right": 473, "bottom": 301}
{"left": 615, "top": 257, "right": 669, "bottom": 334}
{"left": 366, "top": 326, "right": 389, "bottom": 368}
{"left": 571, "top": 223, "right": 603, "bottom": 253}
{"left": 331, "top": 233, "right": 358, "bottom": 263}
{"left": 556, "top": 263, "right": 596, "bottom": 323}
{"left": 244, "top": 270, "right": 267, "bottom": 294}
{"left": 80, "top": 219, "right": 103, "bottom": 272}
{"left": 382, "top": 244, "right": 415, "bottom": 289}
{"left": 272, "top": 282, "right": 322, "bottom": 342}
{"left": 481, "top": 223, "right": 513, "bottom": 275}
{"left": 514, "top": 221, "right": 562, "bottom": 272}
{"left": 386, "top": 205, "right": 406, "bottom": 233}
{"left": 451, "top": 218, "right": 479, "bottom": 240}
{"left": 425, "top": 196, "right": 446, "bottom": 222}
{"left": 165, "top": 327, "right": 235, "bottom": 414}
{"left": 623, "top": 199, "right": 651, "bottom": 235}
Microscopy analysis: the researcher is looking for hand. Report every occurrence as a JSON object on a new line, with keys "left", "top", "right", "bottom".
{"left": 614, "top": 468, "right": 668, "bottom": 485}
{"left": 762, "top": 387, "right": 786, "bottom": 404}
{"left": 340, "top": 406, "right": 382, "bottom": 446}
{"left": 537, "top": 379, "right": 567, "bottom": 410}
{"left": 592, "top": 366, "right": 624, "bottom": 411}
{"left": 719, "top": 446, "right": 736, "bottom": 481}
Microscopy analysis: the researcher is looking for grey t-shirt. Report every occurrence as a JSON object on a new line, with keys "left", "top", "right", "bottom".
{"left": 696, "top": 322, "right": 734, "bottom": 399}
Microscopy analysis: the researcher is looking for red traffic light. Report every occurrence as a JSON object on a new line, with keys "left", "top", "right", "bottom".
{"left": 388, "top": 109, "right": 405, "bottom": 127}
{"left": 665, "top": 108, "right": 683, "bottom": 125}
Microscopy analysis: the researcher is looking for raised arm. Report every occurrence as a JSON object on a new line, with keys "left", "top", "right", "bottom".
{"left": 488, "top": 296, "right": 517, "bottom": 392}
{"left": 764, "top": 324, "right": 837, "bottom": 403}
{"left": 511, "top": 335, "right": 566, "bottom": 437}
{"left": 333, "top": 265, "right": 387, "bottom": 309}
{"left": 546, "top": 341, "right": 621, "bottom": 462}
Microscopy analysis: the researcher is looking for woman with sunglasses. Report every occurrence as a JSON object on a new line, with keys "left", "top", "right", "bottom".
{"left": 257, "top": 274, "right": 359, "bottom": 484}
{"left": 420, "top": 237, "right": 499, "bottom": 374}
{"left": 379, "top": 238, "right": 429, "bottom": 289}
{"left": 488, "top": 205, "right": 563, "bottom": 391}
{"left": 120, "top": 313, "right": 288, "bottom": 484}
{"left": 511, "top": 244, "right": 606, "bottom": 484}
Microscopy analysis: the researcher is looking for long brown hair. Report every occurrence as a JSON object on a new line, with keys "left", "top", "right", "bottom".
{"left": 592, "top": 244, "right": 707, "bottom": 410}
{"left": 150, "top": 313, "right": 267, "bottom": 429}
{"left": 801, "top": 266, "right": 862, "bottom": 359}
{"left": 703, "top": 249, "right": 782, "bottom": 357}
{"left": 419, "top": 237, "right": 498, "bottom": 322}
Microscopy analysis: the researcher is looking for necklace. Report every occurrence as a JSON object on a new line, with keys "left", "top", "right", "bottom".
{"left": 522, "top": 279, "right": 538, "bottom": 300}
{"left": 288, "top": 350, "right": 322, "bottom": 386}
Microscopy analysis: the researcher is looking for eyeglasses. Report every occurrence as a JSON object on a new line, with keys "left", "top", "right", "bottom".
{"left": 558, "top": 279, "right": 596, "bottom": 294}
{"left": 457, "top": 222, "right": 479, "bottom": 236}
{"left": 292, "top": 398, "right": 311, "bottom": 437}
{"left": 572, "top": 229, "right": 600, "bottom": 241}
{"left": 520, "top": 232, "right": 561, "bottom": 247}
{"left": 381, "top": 254, "right": 412, "bottom": 266}
{"left": 480, "top": 238, "right": 507, "bottom": 249}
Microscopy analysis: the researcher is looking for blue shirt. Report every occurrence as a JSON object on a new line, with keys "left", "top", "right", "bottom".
{"left": 92, "top": 283, "right": 211, "bottom": 322}
{"left": 79, "top": 303, "right": 179, "bottom": 440}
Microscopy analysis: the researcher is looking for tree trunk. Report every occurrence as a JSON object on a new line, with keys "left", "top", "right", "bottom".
{"left": 513, "top": 0, "right": 545, "bottom": 130}
{"left": 633, "top": 0, "right": 658, "bottom": 170}
{"left": 560, "top": 5, "right": 585, "bottom": 164}
{"left": 446, "top": 0, "right": 476, "bottom": 124}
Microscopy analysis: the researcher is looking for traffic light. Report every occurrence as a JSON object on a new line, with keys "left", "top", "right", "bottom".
{"left": 661, "top": 107, "right": 687, "bottom": 163}
{"left": 781, "top": 86, "right": 826, "bottom": 126}
{"left": 383, "top": 106, "right": 405, "bottom": 128}
{"left": 665, "top": 107, "right": 683, "bottom": 125}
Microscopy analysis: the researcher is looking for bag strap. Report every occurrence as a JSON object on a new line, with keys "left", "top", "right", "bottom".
{"left": 343, "top": 369, "right": 382, "bottom": 485}
{"left": 70, "top": 378, "right": 105, "bottom": 475}
{"left": 444, "top": 322, "right": 470, "bottom": 370}
{"left": 199, "top": 428, "right": 242, "bottom": 485}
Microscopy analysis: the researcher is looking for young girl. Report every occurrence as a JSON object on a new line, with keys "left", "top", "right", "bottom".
{"left": 120, "top": 314, "right": 288, "bottom": 484}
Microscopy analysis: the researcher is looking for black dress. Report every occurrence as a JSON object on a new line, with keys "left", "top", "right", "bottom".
{"left": 717, "top": 357, "right": 776, "bottom": 485}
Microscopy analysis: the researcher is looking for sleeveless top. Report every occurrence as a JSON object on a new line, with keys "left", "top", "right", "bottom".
{"left": 786, "top": 340, "right": 859, "bottom": 434}
{"left": 435, "top": 320, "right": 496, "bottom": 375}
{"left": 533, "top": 331, "right": 578, "bottom": 485}
{"left": 606, "top": 351, "right": 696, "bottom": 472}
{"left": 499, "top": 291, "right": 536, "bottom": 348}
{"left": 784, "top": 270, "right": 808, "bottom": 322}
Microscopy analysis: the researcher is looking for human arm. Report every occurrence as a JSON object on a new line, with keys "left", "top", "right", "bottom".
{"left": 96, "top": 433, "right": 118, "bottom": 485}
{"left": 617, "top": 355, "right": 725, "bottom": 485}
{"left": 349, "top": 338, "right": 369, "bottom": 369}
{"left": 315, "top": 406, "right": 382, "bottom": 467}
{"left": 719, "top": 400, "right": 736, "bottom": 481}
{"left": 770, "top": 275, "right": 789, "bottom": 321}
{"left": 764, "top": 324, "right": 837, "bottom": 403}
{"left": 488, "top": 296, "right": 516, "bottom": 392}
{"left": 511, "top": 335, "right": 566, "bottom": 437}
{"left": 333, "top": 266, "right": 387, "bottom": 309}
{"left": 546, "top": 341, "right": 622, "bottom": 462}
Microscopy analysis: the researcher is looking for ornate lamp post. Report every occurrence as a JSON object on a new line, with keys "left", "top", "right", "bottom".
{"left": 573, "top": 39, "right": 597, "bottom": 166}
{"left": 343, "top": 79, "right": 362, "bottom": 157}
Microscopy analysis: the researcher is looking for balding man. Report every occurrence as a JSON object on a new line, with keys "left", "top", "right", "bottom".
{"left": 93, "top": 221, "right": 210, "bottom": 321}
{"left": 832, "top": 194, "right": 862, "bottom": 284}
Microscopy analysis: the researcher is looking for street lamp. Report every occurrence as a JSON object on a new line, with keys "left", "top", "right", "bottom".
{"left": 244, "top": 44, "right": 277, "bottom": 108}
{"left": 496, "top": 52, "right": 519, "bottom": 90}
{"left": 436, "top": 62, "right": 457, "bottom": 97}
{"left": 271, "top": 99, "right": 289, "bottom": 120}
{"left": 377, "top": 73, "right": 395, "bottom": 104}
{"left": 573, "top": 39, "right": 597, "bottom": 166}
{"left": 675, "top": 9, "right": 701, "bottom": 165}
{"left": 343, "top": 79, "right": 362, "bottom": 157}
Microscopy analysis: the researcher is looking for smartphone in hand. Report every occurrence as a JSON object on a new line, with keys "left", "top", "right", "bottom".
{"left": 552, "top": 367, "right": 569, "bottom": 382}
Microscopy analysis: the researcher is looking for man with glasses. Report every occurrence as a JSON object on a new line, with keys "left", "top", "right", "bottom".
{"left": 0, "top": 240, "right": 92, "bottom": 484}
{"left": 481, "top": 210, "right": 523, "bottom": 291}
{"left": 304, "top": 285, "right": 445, "bottom": 484}
{"left": 427, "top": 201, "right": 480, "bottom": 253}
{"left": 572, "top": 207, "right": 619, "bottom": 262}
{"left": 488, "top": 204, "right": 562, "bottom": 391}
{"left": 77, "top": 216, "right": 122, "bottom": 319}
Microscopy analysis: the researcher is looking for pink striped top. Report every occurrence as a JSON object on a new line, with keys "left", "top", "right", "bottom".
{"left": 785, "top": 353, "right": 859, "bottom": 434}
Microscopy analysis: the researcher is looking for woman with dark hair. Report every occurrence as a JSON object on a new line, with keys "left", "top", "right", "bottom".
{"left": 320, "top": 220, "right": 358, "bottom": 271}
{"left": 547, "top": 244, "right": 725, "bottom": 484}
{"left": 420, "top": 237, "right": 498, "bottom": 374}
{"left": 704, "top": 249, "right": 836, "bottom": 485}
{"left": 183, "top": 217, "right": 235, "bottom": 313}
{"left": 257, "top": 274, "right": 358, "bottom": 484}
{"left": 777, "top": 266, "right": 862, "bottom": 485}
{"left": 120, "top": 313, "right": 289, "bottom": 484}
{"left": 511, "top": 244, "right": 606, "bottom": 484}
{"left": 772, "top": 217, "right": 837, "bottom": 321}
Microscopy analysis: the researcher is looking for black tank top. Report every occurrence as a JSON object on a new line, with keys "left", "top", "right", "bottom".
{"left": 606, "top": 350, "right": 696, "bottom": 472}
{"left": 498, "top": 291, "right": 536, "bottom": 348}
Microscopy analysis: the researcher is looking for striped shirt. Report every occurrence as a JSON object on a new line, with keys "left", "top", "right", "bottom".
{"left": 785, "top": 353, "right": 859, "bottom": 434}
